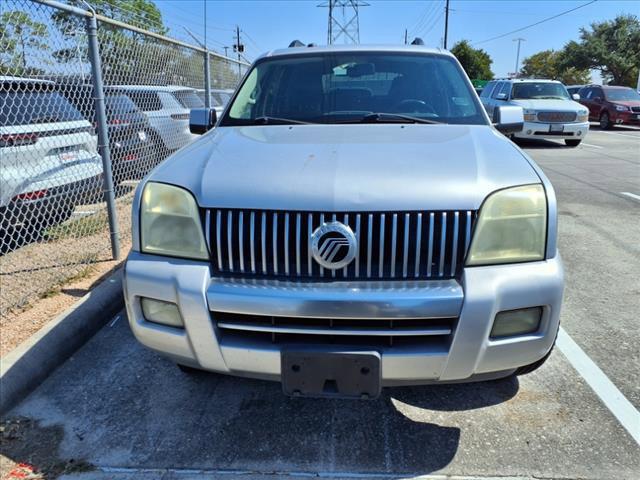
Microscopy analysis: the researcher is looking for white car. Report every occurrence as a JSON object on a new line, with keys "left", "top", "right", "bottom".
{"left": 109, "top": 86, "right": 203, "bottom": 154}
{"left": 196, "top": 89, "right": 233, "bottom": 117}
{"left": 1, "top": 77, "right": 103, "bottom": 244}
{"left": 480, "top": 79, "right": 589, "bottom": 147}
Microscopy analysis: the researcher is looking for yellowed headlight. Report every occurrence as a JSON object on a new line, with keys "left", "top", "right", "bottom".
{"left": 523, "top": 113, "right": 536, "bottom": 122}
{"left": 467, "top": 184, "right": 547, "bottom": 266}
{"left": 140, "top": 182, "right": 208, "bottom": 260}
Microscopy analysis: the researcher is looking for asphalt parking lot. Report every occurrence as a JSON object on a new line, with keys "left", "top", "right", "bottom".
{"left": 2, "top": 125, "right": 639, "bottom": 480}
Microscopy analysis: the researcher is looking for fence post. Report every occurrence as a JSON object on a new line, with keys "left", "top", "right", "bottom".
{"left": 204, "top": 50, "right": 211, "bottom": 108}
{"left": 85, "top": 12, "right": 120, "bottom": 259}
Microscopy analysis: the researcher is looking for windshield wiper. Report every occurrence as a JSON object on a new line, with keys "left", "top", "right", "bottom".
{"left": 336, "top": 112, "right": 444, "bottom": 125}
{"left": 252, "top": 116, "right": 312, "bottom": 125}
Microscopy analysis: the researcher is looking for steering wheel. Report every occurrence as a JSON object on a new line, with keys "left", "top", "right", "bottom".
{"left": 391, "top": 99, "right": 436, "bottom": 114}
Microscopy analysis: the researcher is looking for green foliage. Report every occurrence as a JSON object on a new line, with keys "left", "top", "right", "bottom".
{"left": 560, "top": 14, "right": 640, "bottom": 86}
{"left": 450, "top": 40, "right": 494, "bottom": 80}
{"left": 520, "top": 49, "right": 591, "bottom": 85}
{"left": 0, "top": 11, "right": 49, "bottom": 76}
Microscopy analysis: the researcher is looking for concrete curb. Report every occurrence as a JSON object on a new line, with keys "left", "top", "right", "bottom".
{"left": 0, "top": 268, "right": 124, "bottom": 414}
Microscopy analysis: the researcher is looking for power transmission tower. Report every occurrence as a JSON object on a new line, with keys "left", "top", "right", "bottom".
{"left": 318, "top": 0, "right": 369, "bottom": 45}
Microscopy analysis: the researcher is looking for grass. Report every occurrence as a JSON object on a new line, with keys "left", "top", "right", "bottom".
{"left": 44, "top": 212, "right": 109, "bottom": 241}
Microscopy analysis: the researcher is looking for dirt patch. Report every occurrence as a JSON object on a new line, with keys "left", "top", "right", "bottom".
{"left": 1, "top": 195, "right": 133, "bottom": 357}
{"left": 0, "top": 417, "right": 93, "bottom": 479}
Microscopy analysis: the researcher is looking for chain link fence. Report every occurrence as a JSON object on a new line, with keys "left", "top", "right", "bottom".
{"left": 0, "top": 0, "right": 249, "bottom": 315}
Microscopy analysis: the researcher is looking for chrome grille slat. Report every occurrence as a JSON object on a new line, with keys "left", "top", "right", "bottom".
{"left": 284, "top": 213, "right": 290, "bottom": 276}
{"left": 250, "top": 212, "right": 256, "bottom": 273}
{"left": 390, "top": 214, "right": 397, "bottom": 278}
{"left": 227, "top": 211, "right": 234, "bottom": 272}
{"left": 238, "top": 212, "right": 244, "bottom": 273}
{"left": 208, "top": 208, "right": 475, "bottom": 280}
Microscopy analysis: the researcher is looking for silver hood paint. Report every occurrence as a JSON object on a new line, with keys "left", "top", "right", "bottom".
{"left": 510, "top": 99, "right": 586, "bottom": 113}
{"left": 149, "top": 124, "right": 540, "bottom": 212}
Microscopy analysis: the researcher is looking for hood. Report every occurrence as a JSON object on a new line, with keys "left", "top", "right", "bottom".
{"left": 150, "top": 124, "right": 540, "bottom": 211}
{"left": 511, "top": 99, "right": 585, "bottom": 112}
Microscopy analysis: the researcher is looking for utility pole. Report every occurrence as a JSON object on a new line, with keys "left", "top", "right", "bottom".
{"left": 513, "top": 37, "right": 525, "bottom": 78}
{"left": 233, "top": 26, "right": 244, "bottom": 78}
{"left": 404, "top": 28, "right": 408, "bottom": 45}
{"left": 443, "top": 0, "right": 450, "bottom": 49}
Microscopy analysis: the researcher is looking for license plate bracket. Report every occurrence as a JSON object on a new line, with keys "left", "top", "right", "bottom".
{"left": 549, "top": 124, "right": 564, "bottom": 133}
{"left": 282, "top": 350, "right": 381, "bottom": 399}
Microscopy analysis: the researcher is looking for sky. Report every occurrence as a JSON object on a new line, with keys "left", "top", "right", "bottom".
{"left": 154, "top": 0, "right": 638, "bottom": 81}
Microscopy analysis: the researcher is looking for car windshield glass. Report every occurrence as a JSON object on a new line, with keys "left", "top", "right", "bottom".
{"left": 0, "top": 91, "right": 85, "bottom": 126}
{"left": 222, "top": 52, "right": 486, "bottom": 126}
{"left": 511, "top": 82, "right": 570, "bottom": 100}
{"left": 605, "top": 88, "right": 640, "bottom": 101}
{"left": 106, "top": 94, "right": 138, "bottom": 114}
{"left": 174, "top": 90, "right": 204, "bottom": 109}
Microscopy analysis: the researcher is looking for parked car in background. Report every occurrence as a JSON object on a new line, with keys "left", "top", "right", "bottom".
{"left": 59, "top": 84, "right": 158, "bottom": 184}
{"left": 578, "top": 85, "right": 640, "bottom": 129}
{"left": 480, "top": 78, "right": 589, "bottom": 146}
{"left": 565, "top": 85, "right": 585, "bottom": 97}
{"left": 0, "top": 77, "right": 103, "bottom": 249}
{"left": 195, "top": 89, "right": 226, "bottom": 117}
{"left": 109, "top": 85, "right": 203, "bottom": 155}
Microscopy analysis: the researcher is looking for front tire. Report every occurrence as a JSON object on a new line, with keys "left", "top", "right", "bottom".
{"left": 565, "top": 139, "right": 581, "bottom": 147}
{"left": 599, "top": 111, "right": 612, "bottom": 130}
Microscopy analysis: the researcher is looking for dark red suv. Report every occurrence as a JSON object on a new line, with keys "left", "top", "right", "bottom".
{"left": 578, "top": 85, "right": 640, "bottom": 129}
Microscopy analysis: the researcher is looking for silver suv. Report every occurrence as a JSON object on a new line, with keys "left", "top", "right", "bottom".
{"left": 124, "top": 45, "right": 564, "bottom": 399}
{"left": 480, "top": 78, "right": 589, "bottom": 147}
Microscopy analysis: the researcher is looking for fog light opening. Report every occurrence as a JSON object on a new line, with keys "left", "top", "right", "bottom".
{"left": 577, "top": 131, "right": 582, "bottom": 136}
{"left": 490, "top": 307, "right": 542, "bottom": 339}
{"left": 526, "top": 129, "right": 532, "bottom": 134}
{"left": 141, "top": 297, "right": 184, "bottom": 328}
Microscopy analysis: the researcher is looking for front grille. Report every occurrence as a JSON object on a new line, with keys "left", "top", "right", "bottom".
{"left": 631, "top": 106, "right": 640, "bottom": 113}
{"left": 536, "top": 111, "right": 577, "bottom": 123}
{"left": 204, "top": 209, "right": 476, "bottom": 280}
{"left": 214, "top": 311, "right": 456, "bottom": 348}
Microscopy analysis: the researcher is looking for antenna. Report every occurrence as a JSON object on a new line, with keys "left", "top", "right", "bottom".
{"left": 318, "top": 0, "right": 369, "bottom": 45}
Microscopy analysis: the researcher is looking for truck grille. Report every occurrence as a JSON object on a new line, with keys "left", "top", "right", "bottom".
{"left": 631, "top": 106, "right": 640, "bottom": 113}
{"left": 214, "top": 311, "right": 456, "bottom": 348}
{"left": 204, "top": 209, "right": 476, "bottom": 280}
{"left": 537, "top": 111, "right": 577, "bottom": 123}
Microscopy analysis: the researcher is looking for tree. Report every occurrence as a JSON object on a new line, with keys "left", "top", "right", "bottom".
{"left": 52, "top": 0, "right": 171, "bottom": 84}
{"left": 450, "top": 40, "right": 494, "bottom": 80}
{"left": 0, "top": 11, "right": 49, "bottom": 76}
{"left": 561, "top": 14, "right": 640, "bottom": 86}
{"left": 520, "top": 49, "right": 591, "bottom": 85}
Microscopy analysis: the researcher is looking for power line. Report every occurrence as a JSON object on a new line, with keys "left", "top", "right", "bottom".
{"left": 473, "top": 0, "right": 598, "bottom": 45}
{"left": 407, "top": 1, "right": 438, "bottom": 38}
{"left": 411, "top": 1, "right": 443, "bottom": 39}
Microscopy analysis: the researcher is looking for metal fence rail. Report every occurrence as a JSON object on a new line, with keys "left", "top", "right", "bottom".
{"left": 0, "top": 0, "right": 250, "bottom": 315}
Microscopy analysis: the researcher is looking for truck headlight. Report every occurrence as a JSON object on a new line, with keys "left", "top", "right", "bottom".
{"left": 615, "top": 105, "right": 629, "bottom": 112}
{"left": 466, "top": 184, "right": 547, "bottom": 266}
{"left": 523, "top": 110, "right": 536, "bottom": 122}
{"left": 577, "top": 111, "right": 588, "bottom": 122}
{"left": 140, "top": 182, "right": 209, "bottom": 260}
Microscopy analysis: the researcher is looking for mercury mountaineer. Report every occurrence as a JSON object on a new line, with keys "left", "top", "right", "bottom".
{"left": 123, "top": 43, "right": 564, "bottom": 399}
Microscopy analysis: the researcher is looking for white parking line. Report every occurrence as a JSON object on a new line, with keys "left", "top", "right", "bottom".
{"left": 620, "top": 192, "right": 640, "bottom": 202}
{"left": 598, "top": 131, "right": 640, "bottom": 139}
{"left": 581, "top": 142, "right": 603, "bottom": 149}
{"left": 557, "top": 327, "right": 640, "bottom": 446}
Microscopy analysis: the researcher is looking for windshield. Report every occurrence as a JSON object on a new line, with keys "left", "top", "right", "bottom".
{"left": 511, "top": 82, "right": 571, "bottom": 100}
{"left": 605, "top": 88, "right": 640, "bottom": 101}
{"left": 221, "top": 52, "right": 486, "bottom": 125}
{"left": 1, "top": 91, "right": 85, "bottom": 126}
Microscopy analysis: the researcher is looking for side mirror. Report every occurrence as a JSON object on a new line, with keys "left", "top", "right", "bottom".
{"left": 493, "top": 106, "right": 524, "bottom": 134}
{"left": 189, "top": 108, "right": 217, "bottom": 134}
{"left": 572, "top": 93, "right": 580, "bottom": 100}
{"left": 496, "top": 92, "right": 507, "bottom": 101}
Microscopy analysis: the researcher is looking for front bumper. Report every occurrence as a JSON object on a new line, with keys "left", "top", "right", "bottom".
{"left": 612, "top": 111, "right": 640, "bottom": 125}
{"left": 514, "top": 121, "right": 589, "bottom": 140}
{"left": 123, "top": 251, "right": 564, "bottom": 385}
